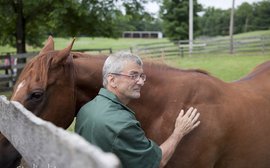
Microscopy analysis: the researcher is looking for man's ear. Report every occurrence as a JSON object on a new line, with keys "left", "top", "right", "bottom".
{"left": 108, "top": 75, "right": 117, "bottom": 88}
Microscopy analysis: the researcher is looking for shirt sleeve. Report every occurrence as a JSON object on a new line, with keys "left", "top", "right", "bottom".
{"left": 112, "top": 122, "right": 162, "bottom": 168}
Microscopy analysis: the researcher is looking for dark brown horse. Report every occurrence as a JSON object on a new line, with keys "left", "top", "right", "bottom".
{"left": 1, "top": 36, "right": 270, "bottom": 167}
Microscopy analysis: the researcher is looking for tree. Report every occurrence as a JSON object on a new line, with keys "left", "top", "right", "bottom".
{"left": 0, "top": 0, "right": 25, "bottom": 53}
{"left": 0, "top": 0, "right": 159, "bottom": 53}
{"left": 112, "top": 1, "right": 162, "bottom": 37}
{"left": 198, "top": 0, "right": 270, "bottom": 37}
{"left": 160, "top": 0, "right": 202, "bottom": 41}
{"left": 198, "top": 7, "right": 230, "bottom": 37}
{"left": 253, "top": 0, "right": 270, "bottom": 30}
{"left": 235, "top": 2, "right": 253, "bottom": 33}
{"left": 0, "top": 0, "right": 77, "bottom": 54}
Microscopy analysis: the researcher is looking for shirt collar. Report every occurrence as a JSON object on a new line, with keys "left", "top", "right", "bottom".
{"left": 98, "top": 88, "right": 135, "bottom": 114}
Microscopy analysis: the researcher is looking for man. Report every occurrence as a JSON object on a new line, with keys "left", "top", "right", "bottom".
{"left": 75, "top": 52, "right": 200, "bottom": 168}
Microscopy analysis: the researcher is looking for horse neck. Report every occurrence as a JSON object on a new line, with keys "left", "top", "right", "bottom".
{"left": 73, "top": 53, "right": 106, "bottom": 114}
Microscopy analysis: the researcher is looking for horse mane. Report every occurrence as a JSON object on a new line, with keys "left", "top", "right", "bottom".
{"left": 72, "top": 52, "right": 107, "bottom": 60}
{"left": 237, "top": 60, "right": 270, "bottom": 81}
{"left": 15, "top": 51, "right": 56, "bottom": 88}
{"left": 71, "top": 51, "right": 210, "bottom": 76}
{"left": 72, "top": 52, "right": 211, "bottom": 79}
{"left": 144, "top": 61, "right": 210, "bottom": 76}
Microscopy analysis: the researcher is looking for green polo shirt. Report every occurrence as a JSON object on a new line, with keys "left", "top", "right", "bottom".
{"left": 75, "top": 88, "right": 162, "bottom": 168}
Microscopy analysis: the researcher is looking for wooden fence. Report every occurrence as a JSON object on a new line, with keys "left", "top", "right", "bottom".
{"left": 0, "top": 48, "right": 112, "bottom": 94}
{"left": 0, "top": 95, "right": 120, "bottom": 167}
{"left": 132, "top": 36, "right": 270, "bottom": 58}
{"left": 0, "top": 52, "right": 38, "bottom": 93}
{"left": 73, "top": 48, "right": 112, "bottom": 54}
{"left": 0, "top": 53, "right": 13, "bottom": 92}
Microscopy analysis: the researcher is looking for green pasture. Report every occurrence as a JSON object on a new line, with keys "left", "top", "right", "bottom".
{"left": 0, "top": 37, "right": 170, "bottom": 53}
{"left": 1, "top": 29, "right": 269, "bottom": 53}
{"left": 234, "top": 30, "right": 270, "bottom": 38}
{"left": 201, "top": 30, "right": 270, "bottom": 40}
{"left": 166, "top": 54, "right": 270, "bottom": 82}
{"left": 56, "top": 37, "right": 169, "bottom": 51}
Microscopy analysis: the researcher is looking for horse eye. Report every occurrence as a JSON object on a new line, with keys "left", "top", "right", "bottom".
{"left": 29, "top": 91, "right": 44, "bottom": 101}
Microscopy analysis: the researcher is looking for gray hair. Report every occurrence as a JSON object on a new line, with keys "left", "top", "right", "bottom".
{"left": 102, "top": 51, "right": 143, "bottom": 87}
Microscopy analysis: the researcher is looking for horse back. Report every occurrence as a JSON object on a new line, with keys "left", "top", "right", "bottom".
{"left": 131, "top": 65, "right": 270, "bottom": 167}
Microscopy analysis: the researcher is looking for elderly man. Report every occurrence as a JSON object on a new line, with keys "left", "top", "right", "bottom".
{"left": 75, "top": 52, "right": 200, "bottom": 168}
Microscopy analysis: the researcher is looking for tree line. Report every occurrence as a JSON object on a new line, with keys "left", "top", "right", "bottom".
{"left": 199, "top": 0, "right": 270, "bottom": 37}
{"left": 0, "top": 0, "right": 269, "bottom": 53}
{"left": 0, "top": 0, "right": 160, "bottom": 53}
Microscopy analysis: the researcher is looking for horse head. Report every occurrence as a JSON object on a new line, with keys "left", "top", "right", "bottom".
{"left": 0, "top": 36, "right": 78, "bottom": 167}
{"left": 10, "top": 36, "right": 77, "bottom": 128}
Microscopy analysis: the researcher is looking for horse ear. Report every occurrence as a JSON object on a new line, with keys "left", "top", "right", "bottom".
{"left": 52, "top": 38, "right": 75, "bottom": 65}
{"left": 39, "top": 36, "right": 54, "bottom": 55}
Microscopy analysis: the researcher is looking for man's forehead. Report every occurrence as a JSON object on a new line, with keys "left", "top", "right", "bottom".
{"left": 124, "top": 61, "right": 142, "bottom": 68}
{"left": 128, "top": 70, "right": 142, "bottom": 74}
{"left": 123, "top": 63, "right": 143, "bottom": 71}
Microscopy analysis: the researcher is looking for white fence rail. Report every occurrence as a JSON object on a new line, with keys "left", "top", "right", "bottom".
{"left": 0, "top": 96, "right": 120, "bottom": 168}
{"left": 132, "top": 36, "right": 270, "bottom": 58}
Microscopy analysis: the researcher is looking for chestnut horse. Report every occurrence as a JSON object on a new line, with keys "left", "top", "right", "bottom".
{"left": 1, "top": 36, "right": 270, "bottom": 168}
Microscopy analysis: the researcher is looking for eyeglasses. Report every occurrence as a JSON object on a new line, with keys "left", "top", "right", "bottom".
{"left": 110, "top": 72, "right": 146, "bottom": 82}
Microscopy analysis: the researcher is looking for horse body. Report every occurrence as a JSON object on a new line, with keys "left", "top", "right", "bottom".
{"left": 73, "top": 52, "right": 270, "bottom": 167}
{"left": 1, "top": 36, "right": 270, "bottom": 167}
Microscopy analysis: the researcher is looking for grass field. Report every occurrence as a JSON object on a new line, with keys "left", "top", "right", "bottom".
{"left": 234, "top": 30, "right": 270, "bottom": 38}
{"left": 60, "top": 37, "right": 169, "bottom": 51}
{"left": 200, "top": 30, "right": 270, "bottom": 40}
{"left": 167, "top": 54, "right": 270, "bottom": 82}
{"left": 1, "top": 29, "right": 269, "bottom": 53}
{"left": 0, "top": 37, "right": 169, "bottom": 53}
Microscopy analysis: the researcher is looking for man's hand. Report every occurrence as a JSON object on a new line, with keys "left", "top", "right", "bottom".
{"left": 159, "top": 107, "right": 200, "bottom": 168}
{"left": 174, "top": 107, "right": 200, "bottom": 137}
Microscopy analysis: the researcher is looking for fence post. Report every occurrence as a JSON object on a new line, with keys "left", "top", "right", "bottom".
{"left": 180, "top": 47, "right": 184, "bottom": 57}
{"left": 178, "top": 41, "right": 185, "bottom": 57}
{"left": 4, "top": 53, "right": 13, "bottom": 88}
{"left": 261, "top": 36, "right": 265, "bottom": 54}
{"left": 4, "top": 53, "right": 10, "bottom": 75}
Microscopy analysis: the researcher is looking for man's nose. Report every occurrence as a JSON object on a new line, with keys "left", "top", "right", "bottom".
{"left": 136, "top": 77, "right": 144, "bottom": 86}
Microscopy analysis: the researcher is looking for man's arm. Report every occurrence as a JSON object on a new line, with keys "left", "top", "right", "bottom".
{"left": 159, "top": 107, "right": 200, "bottom": 168}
